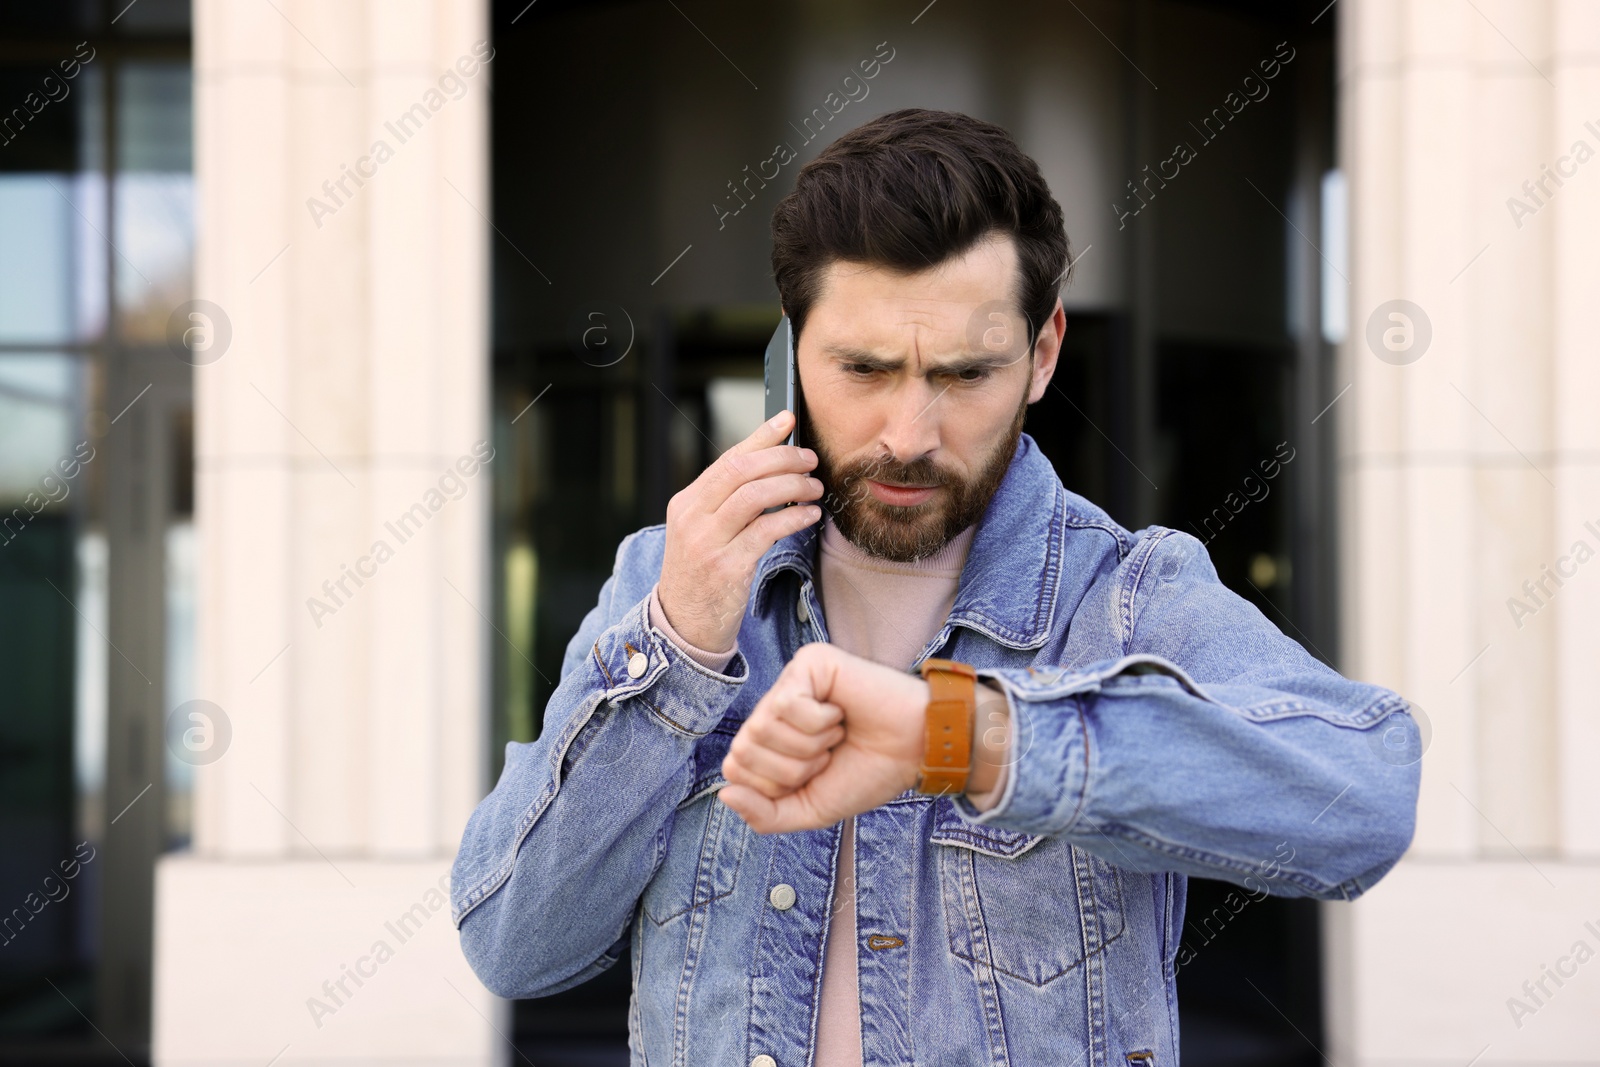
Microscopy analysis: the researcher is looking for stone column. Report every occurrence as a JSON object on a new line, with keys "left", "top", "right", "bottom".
{"left": 1328, "top": 1, "right": 1600, "bottom": 1061}
{"left": 152, "top": 3, "right": 501, "bottom": 1064}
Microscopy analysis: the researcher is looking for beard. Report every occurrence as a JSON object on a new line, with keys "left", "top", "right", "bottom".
{"left": 805, "top": 389, "right": 1028, "bottom": 563}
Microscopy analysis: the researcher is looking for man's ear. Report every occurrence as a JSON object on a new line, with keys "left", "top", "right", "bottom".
{"left": 1026, "top": 299, "right": 1065, "bottom": 404}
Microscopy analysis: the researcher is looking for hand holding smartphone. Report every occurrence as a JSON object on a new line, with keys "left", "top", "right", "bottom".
{"left": 653, "top": 315, "right": 820, "bottom": 652}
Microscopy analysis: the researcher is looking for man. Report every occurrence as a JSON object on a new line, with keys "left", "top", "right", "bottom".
{"left": 452, "top": 108, "right": 1420, "bottom": 1065}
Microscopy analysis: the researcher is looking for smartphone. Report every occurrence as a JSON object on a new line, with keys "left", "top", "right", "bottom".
{"left": 763, "top": 313, "right": 796, "bottom": 446}
{"left": 762, "top": 314, "right": 798, "bottom": 514}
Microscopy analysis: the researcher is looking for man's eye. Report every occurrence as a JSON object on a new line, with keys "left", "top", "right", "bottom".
{"left": 846, "top": 364, "right": 877, "bottom": 376}
{"left": 955, "top": 367, "right": 990, "bottom": 382}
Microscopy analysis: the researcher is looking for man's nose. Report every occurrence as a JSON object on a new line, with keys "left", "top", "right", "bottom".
{"left": 876, "top": 379, "right": 944, "bottom": 465}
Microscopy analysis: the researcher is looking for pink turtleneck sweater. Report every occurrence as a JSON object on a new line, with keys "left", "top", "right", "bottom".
{"left": 647, "top": 515, "right": 1008, "bottom": 1066}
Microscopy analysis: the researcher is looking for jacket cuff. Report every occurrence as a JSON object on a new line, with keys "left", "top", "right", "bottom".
{"left": 946, "top": 670, "right": 1067, "bottom": 830}
{"left": 592, "top": 592, "right": 748, "bottom": 738}
{"left": 952, "top": 653, "right": 1207, "bottom": 834}
{"left": 647, "top": 583, "right": 739, "bottom": 674}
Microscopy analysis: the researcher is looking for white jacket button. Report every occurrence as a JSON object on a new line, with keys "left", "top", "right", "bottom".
{"left": 626, "top": 651, "right": 648, "bottom": 679}
{"left": 796, "top": 597, "right": 810, "bottom": 624}
{"left": 752, "top": 1056, "right": 778, "bottom": 1067}
{"left": 768, "top": 883, "right": 796, "bottom": 910}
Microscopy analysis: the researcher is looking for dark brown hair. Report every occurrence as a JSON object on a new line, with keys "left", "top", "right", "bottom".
{"left": 771, "top": 108, "right": 1070, "bottom": 346}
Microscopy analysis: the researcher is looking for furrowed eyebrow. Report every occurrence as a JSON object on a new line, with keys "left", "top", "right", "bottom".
{"left": 926, "top": 353, "right": 1019, "bottom": 375}
{"left": 824, "top": 346, "right": 901, "bottom": 371}
{"left": 823, "top": 346, "right": 1019, "bottom": 375}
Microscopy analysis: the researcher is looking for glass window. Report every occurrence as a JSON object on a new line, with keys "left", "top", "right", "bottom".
{"left": 0, "top": 6, "right": 192, "bottom": 1049}
{"left": 114, "top": 61, "right": 192, "bottom": 344}
{"left": 0, "top": 179, "right": 76, "bottom": 342}
{"left": 0, "top": 354, "right": 79, "bottom": 498}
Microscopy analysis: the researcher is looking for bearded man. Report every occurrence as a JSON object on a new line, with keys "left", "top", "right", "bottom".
{"left": 452, "top": 108, "right": 1420, "bottom": 1066}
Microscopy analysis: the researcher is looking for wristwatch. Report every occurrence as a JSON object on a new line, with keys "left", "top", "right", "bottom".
{"left": 914, "top": 658, "right": 977, "bottom": 796}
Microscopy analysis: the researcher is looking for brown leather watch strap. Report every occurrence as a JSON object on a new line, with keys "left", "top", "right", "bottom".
{"left": 915, "top": 658, "right": 977, "bottom": 796}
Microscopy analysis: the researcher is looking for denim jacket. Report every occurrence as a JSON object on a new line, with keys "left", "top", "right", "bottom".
{"left": 451, "top": 433, "right": 1420, "bottom": 1066}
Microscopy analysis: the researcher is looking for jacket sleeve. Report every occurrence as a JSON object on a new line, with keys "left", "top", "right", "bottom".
{"left": 951, "top": 528, "right": 1421, "bottom": 902}
{"left": 450, "top": 526, "right": 750, "bottom": 998}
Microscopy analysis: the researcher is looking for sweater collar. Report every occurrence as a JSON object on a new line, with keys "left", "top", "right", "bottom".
{"left": 817, "top": 513, "right": 976, "bottom": 578}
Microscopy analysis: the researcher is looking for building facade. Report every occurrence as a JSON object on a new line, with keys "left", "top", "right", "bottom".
{"left": 1, "top": 0, "right": 1595, "bottom": 1063}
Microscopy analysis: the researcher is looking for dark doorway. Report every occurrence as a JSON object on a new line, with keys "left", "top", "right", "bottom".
{"left": 487, "top": 1, "right": 1341, "bottom": 1063}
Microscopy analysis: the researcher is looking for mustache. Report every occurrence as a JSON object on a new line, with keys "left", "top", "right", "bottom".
{"left": 829, "top": 453, "right": 950, "bottom": 491}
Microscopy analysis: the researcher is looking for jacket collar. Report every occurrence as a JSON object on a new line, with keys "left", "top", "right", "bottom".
{"left": 750, "top": 433, "right": 1077, "bottom": 649}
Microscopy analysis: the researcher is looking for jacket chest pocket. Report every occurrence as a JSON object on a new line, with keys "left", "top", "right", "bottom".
{"left": 932, "top": 806, "right": 1125, "bottom": 987}
{"left": 642, "top": 788, "right": 747, "bottom": 925}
